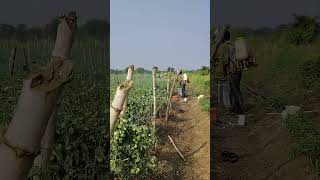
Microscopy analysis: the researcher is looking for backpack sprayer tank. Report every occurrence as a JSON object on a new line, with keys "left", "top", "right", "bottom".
{"left": 235, "top": 37, "right": 249, "bottom": 70}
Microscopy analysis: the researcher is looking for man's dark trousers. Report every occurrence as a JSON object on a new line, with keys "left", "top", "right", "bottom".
{"left": 229, "top": 71, "right": 243, "bottom": 114}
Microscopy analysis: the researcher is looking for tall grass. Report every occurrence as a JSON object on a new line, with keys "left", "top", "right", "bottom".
{"left": 189, "top": 73, "right": 210, "bottom": 96}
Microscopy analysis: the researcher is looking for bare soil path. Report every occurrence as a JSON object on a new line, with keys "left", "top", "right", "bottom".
{"left": 212, "top": 86, "right": 319, "bottom": 180}
{"left": 154, "top": 96, "right": 210, "bottom": 180}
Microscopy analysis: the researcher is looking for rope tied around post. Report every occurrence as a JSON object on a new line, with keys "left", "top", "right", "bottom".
{"left": 0, "top": 132, "right": 40, "bottom": 158}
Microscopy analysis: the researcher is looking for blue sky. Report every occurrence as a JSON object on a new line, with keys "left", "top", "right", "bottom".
{"left": 111, "top": 0, "right": 209, "bottom": 70}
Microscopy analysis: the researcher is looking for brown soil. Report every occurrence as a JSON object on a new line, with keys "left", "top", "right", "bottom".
{"left": 212, "top": 86, "right": 320, "bottom": 180}
{"left": 153, "top": 96, "right": 210, "bottom": 180}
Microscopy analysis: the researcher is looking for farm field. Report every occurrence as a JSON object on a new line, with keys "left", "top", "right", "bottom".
{"left": 110, "top": 70, "right": 210, "bottom": 179}
{"left": 0, "top": 39, "right": 109, "bottom": 179}
{"left": 212, "top": 20, "right": 320, "bottom": 179}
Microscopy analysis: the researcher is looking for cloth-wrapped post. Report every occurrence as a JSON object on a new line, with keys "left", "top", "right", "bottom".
{"left": 110, "top": 80, "right": 133, "bottom": 133}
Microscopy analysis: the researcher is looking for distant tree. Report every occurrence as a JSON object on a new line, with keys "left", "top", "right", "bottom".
{"left": 44, "top": 16, "right": 60, "bottom": 39}
{"left": 0, "top": 24, "right": 15, "bottom": 39}
{"left": 28, "top": 27, "right": 43, "bottom": 40}
{"left": 167, "top": 67, "right": 175, "bottom": 72}
{"left": 136, "top": 67, "right": 145, "bottom": 74}
{"left": 15, "top": 24, "right": 28, "bottom": 42}
{"left": 199, "top": 66, "right": 210, "bottom": 76}
{"left": 81, "top": 19, "right": 108, "bottom": 40}
{"left": 288, "top": 14, "right": 319, "bottom": 45}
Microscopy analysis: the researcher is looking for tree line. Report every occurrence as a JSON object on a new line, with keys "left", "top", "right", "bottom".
{"left": 110, "top": 66, "right": 210, "bottom": 75}
{"left": 212, "top": 14, "right": 320, "bottom": 45}
{"left": 0, "top": 17, "right": 109, "bottom": 41}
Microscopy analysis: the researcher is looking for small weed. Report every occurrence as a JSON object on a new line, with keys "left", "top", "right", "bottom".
{"left": 268, "top": 96, "right": 287, "bottom": 112}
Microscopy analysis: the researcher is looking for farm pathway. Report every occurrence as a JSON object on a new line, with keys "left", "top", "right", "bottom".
{"left": 212, "top": 85, "right": 318, "bottom": 180}
{"left": 154, "top": 96, "right": 210, "bottom": 180}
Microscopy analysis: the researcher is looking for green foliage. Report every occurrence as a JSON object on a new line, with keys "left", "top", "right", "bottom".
{"left": 40, "top": 74, "right": 108, "bottom": 179}
{"left": 0, "top": 38, "right": 108, "bottom": 179}
{"left": 285, "top": 115, "right": 320, "bottom": 175}
{"left": 167, "top": 67, "right": 175, "bottom": 72}
{"left": 199, "top": 66, "right": 210, "bottom": 76}
{"left": 287, "top": 15, "right": 319, "bottom": 45}
{"left": 110, "top": 73, "right": 167, "bottom": 179}
{"left": 198, "top": 98, "right": 210, "bottom": 112}
{"left": 79, "top": 19, "right": 109, "bottom": 40}
{"left": 110, "top": 120, "right": 157, "bottom": 179}
{"left": 44, "top": 17, "right": 60, "bottom": 39}
{"left": 188, "top": 73, "right": 210, "bottom": 96}
{"left": 267, "top": 96, "right": 287, "bottom": 112}
{"left": 302, "top": 59, "right": 320, "bottom": 88}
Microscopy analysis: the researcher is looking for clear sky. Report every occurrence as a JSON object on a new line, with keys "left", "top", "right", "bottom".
{"left": 0, "top": 0, "right": 108, "bottom": 26}
{"left": 111, "top": 0, "right": 210, "bottom": 71}
{"left": 213, "top": 0, "right": 320, "bottom": 28}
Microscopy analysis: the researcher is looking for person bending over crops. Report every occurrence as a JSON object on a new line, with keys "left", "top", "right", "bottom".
{"left": 221, "top": 29, "right": 244, "bottom": 114}
{"left": 179, "top": 72, "right": 190, "bottom": 98}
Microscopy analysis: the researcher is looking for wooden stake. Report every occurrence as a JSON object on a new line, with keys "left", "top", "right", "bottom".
{"left": 168, "top": 135, "right": 186, "bottom": 161}
{"left": 165, "top": 70, "right": 181, "bottom": 121}
{"left": 23, "top": 47, "right": 29, "bottom": 71}
{"left": 9, "top": 47, "right": 17, "bottom": 77}
{"left": 166, "top": 70, "right": 171, "bottom": 96}
{"left": 152, "top": 67, "right": 157, "bottom": 125}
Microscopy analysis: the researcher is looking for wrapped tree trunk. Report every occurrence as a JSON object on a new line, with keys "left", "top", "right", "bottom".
{"left": 120, "top": 65, "right": 134, "bottom": 116}
{"left": 32, "top": 108, "right": 57, "bottom": 180}
{"left": 152, "top": 67, "right": 157, "bottom": 126}
{"left": 0, "top": 12, "right": 76, "bottom": 180}
{"left": 165, "top": 70, "right": 181, "bottom": 121}
{"left": 33, "top": 12, "right": 77, "bottom": 180}
{"left": 110, "top": 80, "right": 133, "bottom": 133}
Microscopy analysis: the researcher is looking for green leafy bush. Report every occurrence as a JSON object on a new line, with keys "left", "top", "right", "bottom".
{"left": 285, "top": 115, "right": 320, "bottom": 175}
{"left": 287, "top": 15, "right": 319, "bottom": 45}
{"left": 199, "top": 66, "right": 210, "bottom": 76}
{"left": 29, "top": 73, "right": 108, "bottom": 179}
{"left": 268, "top": 96, "right": 287, "bottom": 112}
{"left": 302, "top": 59, "right": 320, "bottom": 88}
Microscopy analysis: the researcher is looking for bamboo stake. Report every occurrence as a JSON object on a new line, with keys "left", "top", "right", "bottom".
{"left": 0, "top": 12, "right": 76, "bottom": 180}
{"left": 165, "top": 70, "right": 181, "bottom": 121}
{"left": 110, "top": 80, "right": 133, "bottom": 133}
{"left": 120, "top": 65, "right": 134, "bottom": 116}
{"left": 23, "top": 47, "right": 29, "bottom": 71}
{"left": 152, "top": 67, "right": 157, "bottom": 124}
{"left": 166, "top": 70, "right": 171, "bottom": 95}
{"left": 9, "top": 47, "right": 17, "bottom": 77}
{"left": 168, "top": 135, "right": 186, "bottom": 161}
{"left": 89, "top": 47, "right": 94, "bottom": 71}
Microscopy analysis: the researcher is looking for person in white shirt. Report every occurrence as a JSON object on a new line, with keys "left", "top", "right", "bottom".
{"left": 180, "top": 72, "right": 190, "bottom": 98}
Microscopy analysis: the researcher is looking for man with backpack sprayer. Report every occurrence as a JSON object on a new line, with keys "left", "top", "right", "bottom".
{"left": 221, "top": 29, "right": 245, "bottom": 115}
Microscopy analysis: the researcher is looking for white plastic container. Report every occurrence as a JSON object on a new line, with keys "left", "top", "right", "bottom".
{"left": 177, "top": 88, "right": 183, "bottom": 96}
{"left": 238, "top": 115, "right": 246, "bottom": 126}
